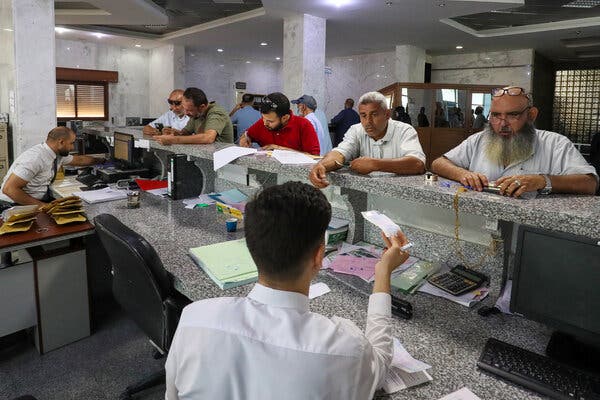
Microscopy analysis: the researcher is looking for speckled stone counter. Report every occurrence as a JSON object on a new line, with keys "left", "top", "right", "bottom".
{"left": 83, "top": 126, "right": 600, "bottom": 239}
{"left": 82, "top": 193, "right": 549, "bottom": 400}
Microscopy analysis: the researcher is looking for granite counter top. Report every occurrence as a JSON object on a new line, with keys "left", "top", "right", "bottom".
{"left": 83, "top": 192, "right": 547, "bottom": 400}
{"left": 83, "top": 127, "right": 600, "bottom": 239}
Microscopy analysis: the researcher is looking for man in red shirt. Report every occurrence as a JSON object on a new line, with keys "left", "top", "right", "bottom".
{"left": 239, "top": 92, "right": 320, "bottom": 155}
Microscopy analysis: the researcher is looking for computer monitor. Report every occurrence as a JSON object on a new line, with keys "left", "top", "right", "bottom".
{"left": 113, "top": 132, "right": 134, "bottom": 168}
{"left": 511, "top": 224, "right": 600, "bottom": 369}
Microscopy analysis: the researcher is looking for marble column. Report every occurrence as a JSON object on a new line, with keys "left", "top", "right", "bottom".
{"left": 149, "top": 44, "right": 185, "bottom": 117}
{"left": 394, "top": 45, "right": 426, "bottom": 83}
{"left": 283, "top": 14, "right": 326, "bottom": 112}
{"left": 0, "top": 0, "right": 56, "bottom": 157}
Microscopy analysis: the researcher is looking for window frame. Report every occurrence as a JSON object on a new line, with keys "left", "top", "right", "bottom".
{"left": 56, "top": 80, "right": 109, "bottom": 122}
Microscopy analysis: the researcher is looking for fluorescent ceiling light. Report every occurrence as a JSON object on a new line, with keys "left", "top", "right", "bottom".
{"left": 55, "top": 27, "right": 69, "bottom": 33}
{"left": 456, "top": 45, "right": 463, "bottom": 49}
{"left": 3, "top": 28, "right": 13, "bottom": 32}
{"left": 328, "top": 0, "right": 352, "bottom": 7}
{"left": 260, "top": 42, "right": 268, "bottom": 46}
{"left": 94, "top": 32, "right": 104, "bottom": 38}
{"left": 135, "top": 44, "right": 142, "bottom": 47}
{"left": 562, "top": 0, "right": 600, "bottom": 8}
{"left": 245, "top": 61, "right": 251, "bottom": 64}
{"left": 275, "top": 57, "right": 281, "bottom": 60}
{"left": 217, "top": 48, "right": 224, "bottom": 52}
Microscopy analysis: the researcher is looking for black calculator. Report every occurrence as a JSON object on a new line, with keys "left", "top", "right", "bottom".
{"left": 427, "top": 264, "right": 489, "bottom": 296}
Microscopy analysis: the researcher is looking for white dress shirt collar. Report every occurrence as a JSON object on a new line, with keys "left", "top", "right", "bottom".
{"left": 41, "top": 142, "right": 57, "bottom": 160}
{"left": 247, "top": 283, "right": 309, "bottom": 312}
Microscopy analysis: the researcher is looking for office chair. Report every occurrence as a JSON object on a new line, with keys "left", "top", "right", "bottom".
{"left": 93, "top": 214, "right": 190, "bottom": 400}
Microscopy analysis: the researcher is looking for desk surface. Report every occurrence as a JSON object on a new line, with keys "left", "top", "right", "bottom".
{"left": 0, "top": 212, "right": 94, "bottom": 253}
{"left": 83, "top": 192, "right": 548, "bottom": 400}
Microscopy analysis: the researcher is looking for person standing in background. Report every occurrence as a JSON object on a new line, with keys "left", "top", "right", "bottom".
{"left": 331, "top": 98, "right": 360, "bottom": 147}
{"left": 230, "top": 93, "right": 261, "bottom": 142}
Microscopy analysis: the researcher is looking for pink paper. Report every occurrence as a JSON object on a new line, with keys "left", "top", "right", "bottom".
{"left": 330, "top": 254, "right": 380, "bottom": 281}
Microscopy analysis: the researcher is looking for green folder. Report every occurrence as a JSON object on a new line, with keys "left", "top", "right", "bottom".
{"left": 189, "top": 238, "right": 258, "bottom": 289}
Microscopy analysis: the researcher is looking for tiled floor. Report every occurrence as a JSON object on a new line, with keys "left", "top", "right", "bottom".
{"left": 0, "top": 310, "right": 165, "bottom": 400}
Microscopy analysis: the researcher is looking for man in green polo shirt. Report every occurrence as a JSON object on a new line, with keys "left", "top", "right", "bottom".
{"left": 153, "top": 87, "right": 234, "bottom": 145}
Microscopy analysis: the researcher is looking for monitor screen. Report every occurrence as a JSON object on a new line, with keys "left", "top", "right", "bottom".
{"left": 113, "top": 132, "right": 134, "bottom": 165}
{"left": 511, "top": 225, "right": 600, "bottom": 345}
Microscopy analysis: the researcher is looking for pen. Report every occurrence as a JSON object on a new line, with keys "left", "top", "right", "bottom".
{"left": 400, "top": 242, "right": 414, "bottom": 252}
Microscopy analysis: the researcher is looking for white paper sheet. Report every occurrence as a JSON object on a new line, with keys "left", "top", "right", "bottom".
{"left": 391, "top": 338, "right": 432, "bottom": 373}
{"left": 271, "top": 149, "right": 317, "bottom": 165}
{"left": 361, "top": 210, "right": 402, "bottom": 238}
{"left": 437, "top": 387, "right": 481, "bottom": 400}
{"left": 213, "top": 146, "right": 257, "bottom": 171}
{"left": 383, "top": 367, "right": 432, "bottom": 393}
{"left": 146, "top": 188, "right": 168, "bottom": 196}
{"left": 73, "top": 187, "right": 127, "bottom": 204}
{"left": 134, "top": 139, "right": 150, "bottom": 149}
{"left": 308, "top": 282, "right": 331, "bottom": 299}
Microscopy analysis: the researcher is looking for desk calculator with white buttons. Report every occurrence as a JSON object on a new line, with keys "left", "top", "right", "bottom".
{"left": 427, "top": 264, "right": 489, "bottom": 296}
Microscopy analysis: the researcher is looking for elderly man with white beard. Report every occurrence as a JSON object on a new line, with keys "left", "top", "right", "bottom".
{"left": 431, "top": 86, "right": 598, "bottom": 197}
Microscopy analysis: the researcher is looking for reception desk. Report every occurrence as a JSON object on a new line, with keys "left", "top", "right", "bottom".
{"left": 79, "top": 126, "right": 600, "bottom": 399}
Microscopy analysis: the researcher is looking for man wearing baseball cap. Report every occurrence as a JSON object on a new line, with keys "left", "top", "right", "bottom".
{"left": 292, "top": 95, "right": 332, "bottom": 156}
{"left": 240, "top": 92, "right": 320, "bottom": 155}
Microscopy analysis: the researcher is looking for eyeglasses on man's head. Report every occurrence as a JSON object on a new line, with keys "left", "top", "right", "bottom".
{"left": 491, "top": 87, "right": 529, "bottom": 98}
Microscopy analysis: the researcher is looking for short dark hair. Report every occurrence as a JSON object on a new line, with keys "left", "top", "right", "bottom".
{"left": 47, "top": 126, "right": 75, "bottom": 141}
{"left": 345, "top": 98, "right": 354, "bottom": 108}
{"left": 242, "top": 93, "right": 254, "bottom": 103}
{"left": 245, "top": 181, "right": 331, "bottom": 281}
{"left": 260, "top": 92, "right": 291, "bottom": 118}
{"left": 183, "top": 87, "right": 208, "bottom": 107}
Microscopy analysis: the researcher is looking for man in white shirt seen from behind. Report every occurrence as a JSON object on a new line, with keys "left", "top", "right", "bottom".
{"left": 142, "top": 89, "right": 189, "bottom": 135}
{"left": 166, "top": 181, "right": 410, "bottom": 400}
{"left": 292, "top": 94, "right": 333, "bottom": 156}
{"left": 309, "top": 91, "right": 426, "bottom": 188}
{"left": 0, "top": 127, "right": 104, "bottom": 207}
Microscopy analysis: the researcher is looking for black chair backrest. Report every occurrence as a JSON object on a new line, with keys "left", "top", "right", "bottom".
{"left": 94, "top": 213, "right": 172, "bottom": 350}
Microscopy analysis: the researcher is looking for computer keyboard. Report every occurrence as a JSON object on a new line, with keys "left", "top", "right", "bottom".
{"left": 76, "top": 173, "right": 100, "bottom": 186}
{"left": 478, "top": 338, "right": 600, "bottom": 400}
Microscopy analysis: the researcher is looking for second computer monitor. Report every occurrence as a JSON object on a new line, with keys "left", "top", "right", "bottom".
{"left": 113, "top": 132, "right": 134, "bottom": 168}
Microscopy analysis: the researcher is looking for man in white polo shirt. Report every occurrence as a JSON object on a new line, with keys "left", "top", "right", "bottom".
{"left": 309, "top": 91, "right": 426, "bottom": 188}
{"left": 142, "top": 89, "right": 189, "bottom": 136}
{"left": 431, "top": 86, "right": 598, "bottom": 196}
{"left": 0, "top": 127, "right": 103, "bottom": 207}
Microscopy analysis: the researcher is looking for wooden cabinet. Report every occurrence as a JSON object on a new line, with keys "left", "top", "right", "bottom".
{"left": 378, "top": 83, "right": 503, "bottom": 169}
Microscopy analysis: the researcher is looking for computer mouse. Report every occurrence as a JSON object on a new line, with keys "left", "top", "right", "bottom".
{"left": 90, "top": 183, "right": 108, "bottom": 190}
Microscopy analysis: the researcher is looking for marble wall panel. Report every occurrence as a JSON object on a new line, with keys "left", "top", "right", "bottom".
{"left": 56, "top": 38, "right": 150, "bottom": 124}
{"left": 11, "top": 0, "right": 56, "bottom": 156}
{"left": 149, "top": 44, "right": 185, "bottom": 117}
{"left": 184, "top": 51, "right": 282, "bottom": 112}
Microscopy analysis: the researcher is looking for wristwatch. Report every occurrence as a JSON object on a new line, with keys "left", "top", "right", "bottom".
{"left": 538, "top": 174, "right": 552, "bottom": 195}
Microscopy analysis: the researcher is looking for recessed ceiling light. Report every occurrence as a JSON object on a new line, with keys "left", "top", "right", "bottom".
{"left": 94, "top": 32, "right": 104, "bottom": 38}
{"left": 260, "top": 42, "right": 268, "bottom": 46}
{"left": 67, "top": 47, "right": 71, "bottom": 51}
{"left": 219, "top": 64, "right": 224, "bottom": 67}
{"left": 191, "top": 53, "right": 195, "bottom": 57}
{"left": 347, "top": 58, "right": 353, "bottom": 61}
{"left": 329, "top": 0, "right": 352, "bottom": 7}
{"left": 76, "top": 65, "right": 80, "bottom": 68}
{"left": 134, "top": 44, "right": 142, "bottom": 48}
{"left": 54, "top": 27, "right": 68, "bottom": 33}
{"left": 245, "top": 61, "right": 251, "bottom": 64}
{"left": 380, "top": 65, "right": 385, "bottom": 68}
{"left": 3, "top": 28, "right": 13, "bottom": 32}
{"left": 456, "top": 45, "right": 463, "bottom": 49}
{"left": 275, "top": 57, "right": 281, "bottom": 60}
{"left": 217, "top": 48, "right": 224, "bottom": 52}
{"left": 484, "top": 57, "right": 491, "bottom": 60}
{"left": 376, "top": 74, "right": 380, "bottom": 78}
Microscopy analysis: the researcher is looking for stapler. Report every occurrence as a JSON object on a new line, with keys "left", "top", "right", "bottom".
{"left": 391, "top": 296, "right": 413, "bottom": 320}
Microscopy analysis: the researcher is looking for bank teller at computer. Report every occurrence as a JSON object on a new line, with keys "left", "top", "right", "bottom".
{"left": 0, "top": 127, "right": 106, "bottom": 208}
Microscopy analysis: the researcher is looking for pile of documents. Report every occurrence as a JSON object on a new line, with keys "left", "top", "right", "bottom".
{"left": 189, "top": 238, "right": 258, "bottom": 289}
{"left": 41, "top": 196, "right": 87, "bottom": 225}
{"left": 322, "top": 242, "right": 419, "bottom": 282}
{"left": 72, "top": 187, "right": 128, "bottom": 204}
{"left": 209, "top": 189, "right": 248, "bottom": 220}
{"left": 383, "top": 338, "right": 433, "bottom": 394}
{"left": 0, "top": 206, "right": 38, "bottom": 235}
{"left": 325, "top": 217, "right": 349, "bottom": 250}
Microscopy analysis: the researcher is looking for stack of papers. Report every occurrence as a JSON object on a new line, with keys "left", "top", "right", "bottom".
{"left": 438, "top": 388, "right": 481, "bottom": 400}
{"left": 73, "top": 187, "right": 128, "bottom": 204}
{"left": 189, "top": 239, "right": 258, "bottom": 289}
{"left": 271, "top": 149, "right": 317, "bottom": 165}
{"left": 383, "top": 338, "right": 433, "bottom": 394}
{"left": 0, "top": 208, "right": 38, "bottom": 235}
{"left": 323, "top": 242, "right": 418, "bottom": 282}
{"left": 42, "top": 196, "right": 87, "bottom": 225}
